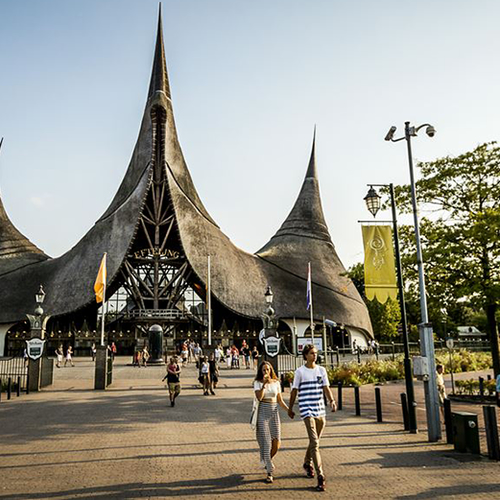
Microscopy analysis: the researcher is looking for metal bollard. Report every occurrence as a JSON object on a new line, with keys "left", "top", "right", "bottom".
{"left": 355, "top": 386, "right": 361, "bottom": 416}
{"left": 16, "top": 377, "right": 21, "bottom": 397}
{"left": 444, "top": 398, "right": 453, "bottom": 444}
{"left": 375, "top": 387, "right": 383, "bottom": 422}
{"left": 487, "top": 374, "right": 492, "bottom": 381}
{"left": 479, "top": 377, "right": 484, "bottom": 398}
{"left": 337, "top": 382, "right": 343, "bottom": 410}
{"left": 400, "top": 393, "right": 409, "bottom": 431}
{"left": 483, "top": 405, "right": 500, "bottom": 460}
{"left": 7, "top": 377, "right": 12, "bottom": 400}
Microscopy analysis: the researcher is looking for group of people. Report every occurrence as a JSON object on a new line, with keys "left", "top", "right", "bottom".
{"left": 133, "top": 346, "right": 150, "bottom": 367}
{"left": 55, "top": 345, "right": 74, "bottom": 368}
{"left": 225, "top": 344, "right": 260, "bottom": 369}
{"left": 252, "top": 344, "right": 335, "bottom": 491}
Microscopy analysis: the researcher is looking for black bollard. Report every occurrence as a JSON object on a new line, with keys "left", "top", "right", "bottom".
{"left": 444, "top": 398, "right": 453, "bottom": 444}
{"left": 483, "top": 405, "right": 500, "bottom": 460}
{"left": 355, "top": 386, "right": 361, "bottom": 416}
{"left": 7, "top": 377, "right": 12, "bottom": 400}
{"left": 487, "top": 374, "right": 492, "bottom": 381}
{"left": 479, "top": 377, "right": 484, "bottom": 398}
{"left": 337, "top": 382, "right": 343, "bottom": 410}
{"left": 400, "top": 393, "right": 409, "bottom": 431}
{"left": 16, "top": 377, "right": 21, "bottom": 397}
{"left": 375, "top": 387, "right": 383, "bottom": 422}
{"left": 391, "top": 342, "right": 396, "bottom": 361}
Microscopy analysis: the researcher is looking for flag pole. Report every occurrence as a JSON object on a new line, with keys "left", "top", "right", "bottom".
{"left": 208, "top": 255, "right": 212, "bottom": 346}
{"left": 309, "top": 262, "right": 314, "bottom": 341}
{"left": 101, "top": 276, "right": 106, "bottom": 347}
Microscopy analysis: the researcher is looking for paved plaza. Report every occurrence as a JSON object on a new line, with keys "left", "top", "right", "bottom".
{"left": 1, "top": 358, "right": 499, "bottom": 499}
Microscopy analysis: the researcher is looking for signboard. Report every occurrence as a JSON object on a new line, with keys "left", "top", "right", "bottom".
{"left": 446, "top": 337, "right": 454, "bottom": 350}
{"left": 297, "top": 337, "right": 323, "bottom": 353}
{"left": 25, "top": 338, "right": 46, "bottom": 361}
{"left": 263, "top": 336, "right": 281, "bottom": 357}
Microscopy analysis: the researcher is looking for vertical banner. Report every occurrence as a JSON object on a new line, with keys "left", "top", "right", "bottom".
{"left": 362, "top": 225, "right": 397, "bottom": 302}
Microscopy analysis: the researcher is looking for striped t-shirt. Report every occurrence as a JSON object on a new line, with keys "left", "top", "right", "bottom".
{"left": 292, "top": 365, "right": 329, "bottom": 419}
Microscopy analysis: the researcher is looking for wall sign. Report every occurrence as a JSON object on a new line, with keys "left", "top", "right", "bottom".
{"left": 263, "top": 336, "right": 281, "bottom": 357}
{"left": 25, "top": 338, "right": 46, "bottom": 361}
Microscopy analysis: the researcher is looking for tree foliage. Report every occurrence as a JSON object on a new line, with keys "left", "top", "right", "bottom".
{"left": 391, "top": 141, "right": 500, "bottom": 374}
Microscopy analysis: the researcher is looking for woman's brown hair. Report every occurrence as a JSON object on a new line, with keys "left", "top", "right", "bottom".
{"left": 255, "top": 361, "right": 278, "bottom": 382}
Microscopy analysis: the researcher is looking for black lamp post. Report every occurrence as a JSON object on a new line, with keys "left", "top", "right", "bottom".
{"left": 262, "top": 285, "right": 280, "bottom": 373}
{"left": 384, "top": 122, "right": 441, "bottom": 442}
{"left": 364, "top": 184, "right": 417, "bottom": 433}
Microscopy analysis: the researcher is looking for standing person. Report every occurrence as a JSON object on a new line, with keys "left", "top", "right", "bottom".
{"left": 208, "top": 353, "right": 219, "bottom": 394}
{"left": 241, "top": 344, "right": 251, "bottom": 369}
{"left": 181, "top": 342, "right": 189, "bottom": 366}
{"left": 214, "top": 345, "right": 222, "bottom": 365}
{"left": 199, "top": 356, "right": 211, "bottom": 395}
{"left": 163, "top": 357, "right": 181, "bottom": 407}
{"left": 91, "top": 343, "right": 96, "bottom": 361}
{"left": 252, "top": 346, "right": 260, "bottom": 370}
{"left": 110, "top": 342, "right": 117, "bottom": 362}
{"left": 254, "top": 361, "right": 293, "bottom": 484}
{"left": 226, "top": 346, "right": 232, "bottom": 369}
{"left": 288, "top": 344, "right": 336, "bottom": 492}
{"left": 55, "top": 345, "right": 64, "bottom": 368}
{"left": 231, "top": 345, "right": 240, "bottom": 369}
{"left": 64, "top": 346, "right": 75, "bottom": 367}
{"left": 436, "top": 364, "right": 447, "bottom": 418}
{"left": 142, "top": 346, "right": 150, "bottom": 367}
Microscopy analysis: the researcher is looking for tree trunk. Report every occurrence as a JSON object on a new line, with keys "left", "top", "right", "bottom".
{"left": 486, "top": 303, "right": 500, "bottom": 378}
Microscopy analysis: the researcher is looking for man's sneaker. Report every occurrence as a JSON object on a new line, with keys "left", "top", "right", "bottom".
{"left": 303, "top": 463, "right": 314, "bottom": 478}
{"left": 316, "top": 475, "right": 326, "bottom": 492}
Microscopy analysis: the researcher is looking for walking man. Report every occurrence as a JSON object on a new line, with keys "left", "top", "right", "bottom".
{"left": 288, "top": 344, "right": 336, "bottom": 492}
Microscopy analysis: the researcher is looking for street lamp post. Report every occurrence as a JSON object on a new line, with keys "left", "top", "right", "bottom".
{"left": 261, "top": 286, "right": 280, "bottom": 374}
{"left": 385, "top": 121, "right": 441, "bottom": 442}
{"left": 364, "top": 184, "right": 417, "bottom": 433}
{"left": 26, "top": 285, "right": 50, "bottom": 392}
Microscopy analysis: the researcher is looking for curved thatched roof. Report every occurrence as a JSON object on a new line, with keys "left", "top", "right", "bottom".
{"left": 0, "top": 11, "right": 372, "bottom": 337}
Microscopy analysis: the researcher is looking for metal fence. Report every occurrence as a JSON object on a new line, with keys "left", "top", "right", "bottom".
{"left": 0, "top": 354, "right": 28, "bottom": 391}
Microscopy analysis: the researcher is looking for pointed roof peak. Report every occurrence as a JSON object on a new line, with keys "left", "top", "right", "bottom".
{"left": 147, "top": 4, "right": 171, "bottom": 100}
{"left": 305, "top": 126, "right": 317, "bottom": 179}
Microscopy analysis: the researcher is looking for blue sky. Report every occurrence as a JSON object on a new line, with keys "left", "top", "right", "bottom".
{"left": 1, "top": 0, "right": 499, "bottom": 268}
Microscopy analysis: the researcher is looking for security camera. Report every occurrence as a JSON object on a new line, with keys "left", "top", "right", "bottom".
{"left": 425, "top": 125, "right": 436, "bottom": 137}
{"left": 384, "top": 126, "right": 397, "bottom": 141}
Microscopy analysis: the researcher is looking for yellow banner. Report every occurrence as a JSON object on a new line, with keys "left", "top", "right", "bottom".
{"left": 93, "top": 253, "right": 107, "bottom": 303}
{"left": 362, "top": 225, "right": 397, "bottom": 303}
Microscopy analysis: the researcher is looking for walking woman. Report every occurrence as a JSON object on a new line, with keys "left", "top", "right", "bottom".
{"left": 163, "top": 357, "right": 181, "bottom": 407}
{"left": 199, "top": 356, "right": 211, "bottom": 395}
{"left": 254, "top": 361, "right": 293, "bottom": 483}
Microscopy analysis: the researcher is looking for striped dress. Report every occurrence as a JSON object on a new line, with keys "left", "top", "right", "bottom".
{"left": 254, "top": 380, "right": 281, "bottom": 474}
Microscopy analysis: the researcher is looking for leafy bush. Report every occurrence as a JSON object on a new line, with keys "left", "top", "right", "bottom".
{"left": 435, "top": 349, "right": 492, "bottom": 373}
{"left": 327, "top": 359, "right": 404, "bottom": 386}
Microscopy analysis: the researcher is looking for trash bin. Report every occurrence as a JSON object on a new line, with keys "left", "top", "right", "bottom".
{"left": 452, "top": 411, "right": 480, "bottom": 454}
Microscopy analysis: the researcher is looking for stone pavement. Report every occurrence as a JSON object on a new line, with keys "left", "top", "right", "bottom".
{"left": 0, "top": 358, "right": 499, "bottom": 499}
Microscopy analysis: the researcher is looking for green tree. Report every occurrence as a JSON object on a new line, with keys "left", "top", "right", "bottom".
{"left": 346, "top": 263, "right": 401, "bottom": 342}
{"left": 393, "top": 142, "right": 500, "bottom": 375}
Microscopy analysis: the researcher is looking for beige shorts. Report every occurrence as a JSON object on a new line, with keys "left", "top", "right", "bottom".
{"left": 169, "top": 383, "right": 181, "bottom": 393}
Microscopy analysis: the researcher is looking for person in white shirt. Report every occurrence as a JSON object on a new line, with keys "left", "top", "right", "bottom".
{"left": 253, "top": 361, "right": 292, "bottom": 484}
{"left": 288, "top": 344, "right": 336, "bottom": 492}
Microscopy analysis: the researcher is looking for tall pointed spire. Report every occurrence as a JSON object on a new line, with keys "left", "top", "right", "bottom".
{"left": 259, "top": 129, "right": 330, "bottom": 244}
{"left": 148, "top": 4, "right": 171, "bottom": 100}
{"left": 305, "top": 125, "right": 317, "bottom": 179}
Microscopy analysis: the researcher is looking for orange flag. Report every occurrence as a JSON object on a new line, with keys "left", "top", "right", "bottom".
{"left": 94, "top": 253, "right": 107, "bottom": 303}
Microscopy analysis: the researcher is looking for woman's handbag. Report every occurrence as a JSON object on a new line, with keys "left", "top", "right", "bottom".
{"left": 250, "top": 397, "right": 259, "bottom": 430}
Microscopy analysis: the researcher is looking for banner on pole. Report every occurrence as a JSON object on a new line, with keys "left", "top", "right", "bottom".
{"left": 362, "top": 225, "right": 397, "bottom": 303}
